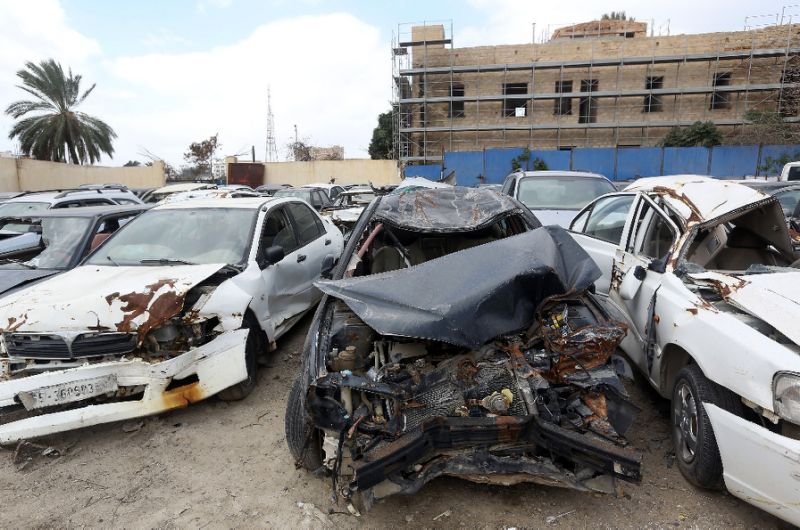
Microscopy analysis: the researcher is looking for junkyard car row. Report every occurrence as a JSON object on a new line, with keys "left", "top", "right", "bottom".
{"left": 0, "top": 177, "right": 797, "bottom": 524}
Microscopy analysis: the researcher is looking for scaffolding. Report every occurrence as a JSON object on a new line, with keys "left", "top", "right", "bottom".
{"left": 392, "top": 17, "right": 800, "bottom": 165}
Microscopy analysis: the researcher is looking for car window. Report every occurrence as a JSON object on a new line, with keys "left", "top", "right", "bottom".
{"left": 774, "top": 189, "right": 800, "bottom": 217}
{"left": 788, "top": 167, "right": 800, "bottom": 181}
{"left": 261, "top": 207, "right": 299, "bottom": 255}
{"left": 516, "top": 177, "right": 616, "bottom": 210}
{"left": 84, "top": 199, "right": 116, "bottom": 206}
{"left": 633, "top": 202, "right": 677, "bottom": 261}
{"left": 54, "top": 201, "right": 82, "bottom": 208}
{"left": 115, "top": 198, "right": 139, "bottom": 205}
{"left": 582, "top": 195, "right": 635, "bottom": 244}
{"left": 28, "top": 217, "right": 94, "bottom": 269}
{"left": 0, "top": 201, "right": 50, "bottom": 218}
{"left": 286, "top": 202, "right": 323, "bottom": 247}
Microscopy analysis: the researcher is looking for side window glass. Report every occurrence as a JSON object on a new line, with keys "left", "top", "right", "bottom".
{"left": 261, "top": 208, "right": 298, "bottom": 255}
{"left": 635, "top": 204, "right": 677, "bottom": 261}
{"left": 286, "top": 202, "right": 323, "bottom": 247}
{"left": 583, "top": 195, "right": 634, "bottom": 244}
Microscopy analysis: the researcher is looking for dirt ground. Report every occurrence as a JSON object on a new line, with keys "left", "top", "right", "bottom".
{"left": 0, "top": 313, "right": 786, "bottom": 529}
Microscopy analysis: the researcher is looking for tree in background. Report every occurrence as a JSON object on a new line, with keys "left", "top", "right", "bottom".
{"left": 123, "top": 160, "right": 141, "bottom": 167}
{"left": 601, "top": 11, "right": 633, "bottom": 20}
{"left": 287, "top": 140, "right": 313, "bottom": 161}
{"left": 184, "top": 134, "right": 220, "bottom": 176}
{"left": 5, "top": 59, "right": 116, "bottom": 164}
{"left": 727, "top": 109, "right": 800, "bottom": 145}
{"left": 660, "top": 121, "right": 722, "bottom": 148}
{"left": 368, "top": 109, "right": 394, "bottom": 160}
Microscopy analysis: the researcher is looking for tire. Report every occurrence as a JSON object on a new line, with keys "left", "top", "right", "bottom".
{"left": 217, "top": 324, "right": 260, "bottom": 401}
{"left": 671, "top": 364, "right": 742, "bottom": 490}
{"left": 285, "top": 375, "right": 324, "bottom": 471}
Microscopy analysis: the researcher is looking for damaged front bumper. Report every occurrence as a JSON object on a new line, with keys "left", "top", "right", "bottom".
{"left": 0, "top": 329, "right": 248, "bottom": 443}
{"left": 706, "top": 403, "right": 800, "bottom": 526}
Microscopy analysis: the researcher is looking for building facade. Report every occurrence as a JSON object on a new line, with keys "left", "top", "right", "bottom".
{"left": 393, "top": 20, "right": 800, "bottom": 163}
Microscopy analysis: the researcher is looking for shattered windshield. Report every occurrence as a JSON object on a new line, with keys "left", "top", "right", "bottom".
{"left": 87, "top": 208, "right": 256, "bottom": 266}
{"left": 517, "top": 177, "right": 615, "bottom": 210}
{"left": 31, "top": 218, "right": 92, "bottom": 269}
{"left": 0, "top": 202, "right": 51, "bottom": 232}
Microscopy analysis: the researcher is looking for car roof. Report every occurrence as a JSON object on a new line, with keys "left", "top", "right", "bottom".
{"left": 303, "top": 183, "right": 339, "bottom": 189}
{"left": 4, "top": 189, "right": 135, "bottom": 203}
{"left": 511, "top": 170, "right": 609, "bottom": 180}
{"left": 1, "top": 204, "right": 151, "bottom": 220}
{"left": 152, "top": 182, "right": 217, "bottom": 194}
{"left": 153, "top": 197, "right": 276, "bottom": 210}
{"left": 624, "top": 175, "right": 772, "bottom": 223}
{"left": 374, "top": 186, "right": 533, "bottom": 232}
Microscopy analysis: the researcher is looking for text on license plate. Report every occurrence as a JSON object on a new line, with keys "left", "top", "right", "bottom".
{"left": 17, "top": 375, "right": 118, "bottom": 410}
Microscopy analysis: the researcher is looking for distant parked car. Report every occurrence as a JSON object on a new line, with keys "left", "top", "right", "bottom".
{"left": 501, "top": 170, "right": 616, "bottom": 227}
{"left": 0, "top": 204, "right": 149, "bottom": 298}
{"left": 145, "top": 182, "right": 217, "bottom": 203}
{"left": 320, "top": 188, "right": 376, "bottom": 236}
{"left": 0, "top": 196, "right": 344, "bottom": 443}
{"left": 274, "top": 187, "right": 331, "bottom": 211}
{"left": 0, "top": 192, "right": 24, "bottom": 204}
{"left": 0, "top": 188, "right": 143, "bottom": 227}
{"left": 158, "top": 188, "right": 260, "bottom": 204}
{"left": 303, "top": 183, "right": 345, "bottom": 201}
{"left": 219, "top": 184, "right": 254, "bottom": 192}
{"left": 256, "top": 184, "right": 291, "bottom": 196}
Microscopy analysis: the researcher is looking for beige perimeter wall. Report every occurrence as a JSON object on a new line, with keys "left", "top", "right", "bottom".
{"left": 0, "top": 158, "right": 165, "bottom": 192}
{"left": 263, "top": 159, "right": 400, "bottom": 187}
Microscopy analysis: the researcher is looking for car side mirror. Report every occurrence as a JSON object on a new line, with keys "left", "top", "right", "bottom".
{"left": 647, "top": 255, "right": 669, "bottom": 274}
{"left": 619, "top": 265, "right": 646, "bottom": 301}
{"left": 320, "top": 254, "right": 335, "bottom": 279}
{"left": 258, "top": 245, "right": 284, "bottom": 269}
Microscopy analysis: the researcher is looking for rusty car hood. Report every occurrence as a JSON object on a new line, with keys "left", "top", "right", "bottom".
{"left": 688, "top": 269, "right": 800, "bottom": 346}
{"left": 0, "top": 264, "right": 225, "bottom": 336}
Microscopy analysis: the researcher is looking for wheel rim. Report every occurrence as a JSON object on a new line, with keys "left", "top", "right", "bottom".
{"left": 673, "top": 381, "right": 699, "bottom": 463}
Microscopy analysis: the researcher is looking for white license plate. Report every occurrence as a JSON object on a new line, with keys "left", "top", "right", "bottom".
{"left": 17, "top": 375, "right": 118, "bottom": 410}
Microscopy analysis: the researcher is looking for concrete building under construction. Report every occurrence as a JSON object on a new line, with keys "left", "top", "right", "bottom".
{"left": 392, "top": 18, "right": 800, "bottom": 164}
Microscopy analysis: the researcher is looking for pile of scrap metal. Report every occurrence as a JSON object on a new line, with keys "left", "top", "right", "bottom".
{"left": 287, "top": 187, "right": 642, "bottom": 510}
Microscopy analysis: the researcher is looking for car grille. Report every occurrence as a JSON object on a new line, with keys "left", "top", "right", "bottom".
{"left": 5, "top": 332, "right": 137, "bottom": 360}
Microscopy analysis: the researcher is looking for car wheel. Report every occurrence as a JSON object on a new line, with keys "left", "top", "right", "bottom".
{"left": 217, "top": 324, "right": 260, "bottom": 401}
{"left": 285, "top": 375, "right": 324, "bottom": 471}
{"left": 671, "top": 364, "right": 741, "bottom": 490}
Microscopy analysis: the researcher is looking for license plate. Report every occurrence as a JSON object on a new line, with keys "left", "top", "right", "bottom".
{"left": 17, "top": 375, "right": 118, "bottom": 410}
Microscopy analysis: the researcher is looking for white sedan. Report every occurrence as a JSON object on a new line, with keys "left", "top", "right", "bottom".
{"left": 570, "top": 175, "right": 800, "bottom": 525}
{"left": 0, "top": 196, "right": 343, "bottom": 442}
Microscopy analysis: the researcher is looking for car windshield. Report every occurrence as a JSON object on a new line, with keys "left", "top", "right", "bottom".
{"left": 775, "top": 189, "right": 800, "bottom": 217}
{"left": 0, "top": 201, "right": 50, "bottom": 221}
{"left": 274, "top": 189, "right": 311, "bottom": 201}
{"left": 31, "top": 217, "right": 93, "bottom": 269}
{"left": 517, "top": 177, "right": 616, "bottom": 210}
{"left": 87, "top": 208, "right": 255, "bottom": 266}
{"left": 335, "top": 192, "right": 374, "bottom": 207}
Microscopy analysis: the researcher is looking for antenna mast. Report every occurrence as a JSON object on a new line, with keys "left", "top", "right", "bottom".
{"left": 265, "top": 86, "right": 278, "bottom": 162}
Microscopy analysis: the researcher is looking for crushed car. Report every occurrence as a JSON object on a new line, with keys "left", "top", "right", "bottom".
{"left": 286, "top": 187, "right": 642, "bottom": 510}
{"left": 570, "top": 175, "right": 800, "bottom": 525}
{"left": 0, "top": 196, "right": 343, "bottom": 443}
{"left": 321, "top": 188, "right": 376, "bottom": 236}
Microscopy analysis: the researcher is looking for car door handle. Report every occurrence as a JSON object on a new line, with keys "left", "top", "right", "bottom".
{"left": 297, "top": 254, "right": 307, "bottom": 263}
{"left": 325, "top": 239, "right": 331, "bottom": 245}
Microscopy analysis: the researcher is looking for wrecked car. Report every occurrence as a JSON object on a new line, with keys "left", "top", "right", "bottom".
{"left": 570, "top": 175, "right": 800, "bottom": 525}
{"left": 0, "top": 204, "right": 149, "bottom": 297}
{"left": 286, "top": 187, "right": 641, "bottom": 510}
{"left": 0, "top": 196, "right": 344, "bottom": 443}
{"left": 321, "top": 188, "right": 376, "bottom": 237}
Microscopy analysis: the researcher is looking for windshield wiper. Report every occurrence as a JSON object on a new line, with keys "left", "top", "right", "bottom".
{"left": 106, "top": 255, "right": 120, "bottom": 266}
{"left": 140, "top": 258, "right": 197, "bottom": 266}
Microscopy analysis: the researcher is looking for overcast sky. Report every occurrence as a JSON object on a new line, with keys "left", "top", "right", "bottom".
{"left": 0, "top": 0, "right": 792, "bottom": 166}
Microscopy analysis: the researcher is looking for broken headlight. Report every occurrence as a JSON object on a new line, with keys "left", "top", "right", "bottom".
{"left": 773, "top": 372, "right": 800, "bottom": 425}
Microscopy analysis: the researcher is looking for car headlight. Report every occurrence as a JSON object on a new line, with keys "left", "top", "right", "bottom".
{"left": 773, "top": 372, "right": 800, "bottom": 424}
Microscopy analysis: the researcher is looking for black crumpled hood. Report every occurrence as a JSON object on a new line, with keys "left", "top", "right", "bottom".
{"left": 375, "top": 186, "right": 537, "bottom": 232}
{"left": 315, "top": 226, "right": 600, "bottom": 348}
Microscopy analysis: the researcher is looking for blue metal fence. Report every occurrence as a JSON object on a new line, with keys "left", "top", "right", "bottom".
{"left": 403, "top": 144, "right": 800, "bottom": 183}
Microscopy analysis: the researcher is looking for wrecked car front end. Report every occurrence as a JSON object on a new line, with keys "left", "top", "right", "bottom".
{"left": 290, "top": 188, "right": 641, "bottom": 508}
{"left": 0, "top": 264, "right": 252, "bottom": 443}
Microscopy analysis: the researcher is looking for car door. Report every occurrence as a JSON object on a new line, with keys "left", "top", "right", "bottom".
{"left": 254, "top": 205, "right": 308, "bottom": 337}
{"left": 570, "top": 193, "right": 636, "bottom": 294}
{"left": 284, "top": 201, "right": 331, "bottom": 307}
{"left": 608, "top": 194, "right": 680, "bottom": 376}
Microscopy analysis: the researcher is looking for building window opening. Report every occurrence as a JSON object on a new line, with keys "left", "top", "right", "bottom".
{"left": 503, "top": 82, "right": 528, "bottom": 117}
{"left": 643, "top": 76, "right": 663, "bottom": 113}
{"left": 710, "top": 72, "right": 732, "bottom": 110}
{"left": 554, "top": 80, "right": 573, "bottom": 115}
{"left": 450, "top": 83, "right": 465, "bottom": 118}
{"left": 578, "top": 79, "right": 598, "bottom": 123}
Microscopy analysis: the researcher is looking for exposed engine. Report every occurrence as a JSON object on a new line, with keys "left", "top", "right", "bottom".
{"left": 308, "top": 297, "right": 639, "bottom": 505}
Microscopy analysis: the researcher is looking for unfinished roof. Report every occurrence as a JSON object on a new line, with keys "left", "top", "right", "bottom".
{"left": 374, "top": 186, "right": 534, "bottom": 232}
{"left": 551, "top": 20, "right": 648, "bottom": 40}
{"left": 624, "top": 175, "right": 773, "bottom": 224}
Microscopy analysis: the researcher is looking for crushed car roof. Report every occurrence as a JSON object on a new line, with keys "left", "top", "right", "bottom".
{"left": 316, "top": 226, "right": 599, "bottom": 348}
{"left": 374, "top": 186, "right": 533, "bottom": 232}
{"left": 624, "top": 175, "right": 773, "bottom": 224}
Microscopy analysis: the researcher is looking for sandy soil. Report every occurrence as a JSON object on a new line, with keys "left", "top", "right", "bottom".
{"left": 0, "top": 313, "right": 786, "bottom": 529}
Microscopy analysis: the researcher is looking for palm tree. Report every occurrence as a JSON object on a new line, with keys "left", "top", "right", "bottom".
{"left": 5, "top": 59, "right": 116, "bottom": 164}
